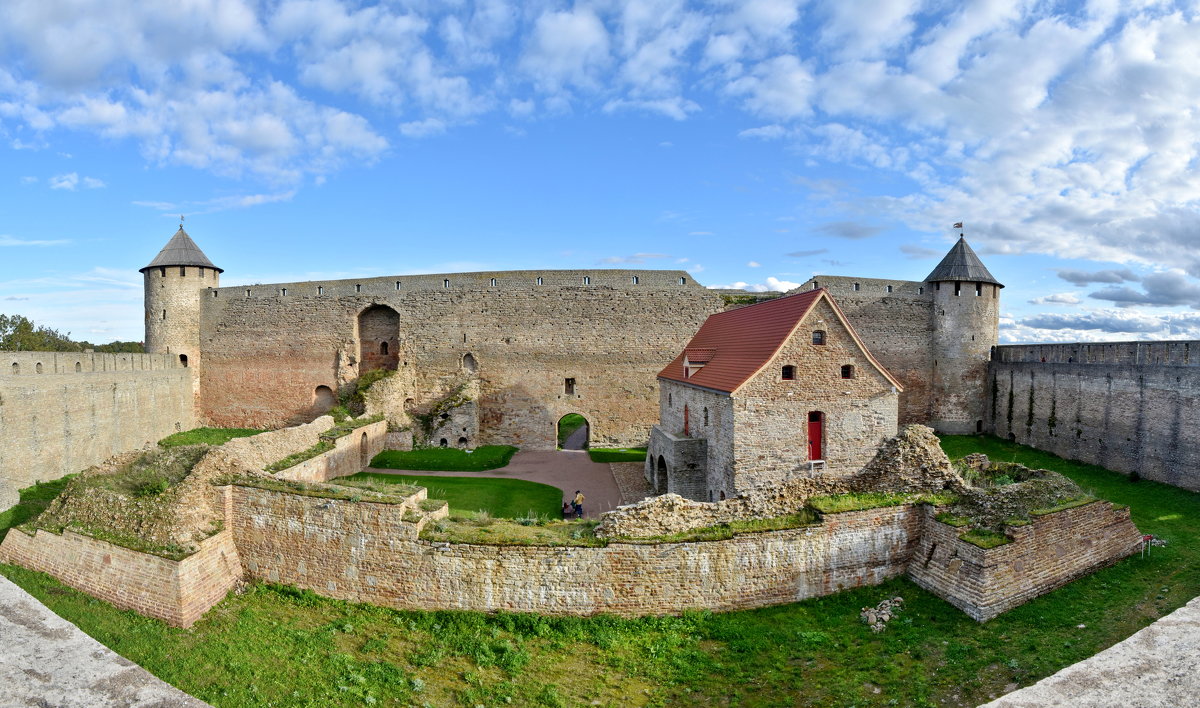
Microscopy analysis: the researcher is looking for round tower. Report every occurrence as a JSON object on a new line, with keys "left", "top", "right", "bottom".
{"left": 925, "top": 234, "right": 1002, "bottom": 434}
{"left": 141, "top": 225, "right": 222, "bottom": 368}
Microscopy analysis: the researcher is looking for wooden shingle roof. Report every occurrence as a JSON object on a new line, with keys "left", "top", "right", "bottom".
{"left": 658, "top": 288, "right": 902, "bottom": 394}
{"left": 140, "top": 227, "right": 223, "bottom": 273}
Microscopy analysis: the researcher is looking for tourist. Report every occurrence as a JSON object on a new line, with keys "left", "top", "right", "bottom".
{"left": 573, "top": 490, "right": 585, "bottom": 519}
{"left": 562, "top": 500, "right": 571, "bottom": 519}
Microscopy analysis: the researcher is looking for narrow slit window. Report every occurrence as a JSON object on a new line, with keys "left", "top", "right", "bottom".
{"left": 280, "top": 288, "right": 287, "bottom": 296}
{"left": 179, "top": 266, "right": 186, "bottom": 276}
{"left": 395, "top": 281, "right": 401, "bottom": 290}
{"left": 159, "top": 267, "right": 166, "bottom": 277}
{"left": 812, "top": 281, "right": 819, "bottom": 289}
{"left": 380, "top": 342, "right": 389, "bottom": 355}
{"left": 975, "top": 282, "right": 982, "bottom": 296}
{"left": 318, "top": 286, "right": 324, "bottom": 295}
{"left": 679, "top": 277, "right": 687, "bottom": 285}
{"left": 536, "top": 277, "right": 543, "bottom": 285}
{"left": 564, "top": 378, "right": 576, "bottom": 395}
{"left": 886, "top": 285, "right": 893, "bottom": 293}
{"left": 782, "top": 365, "right": 796, "bottom": 380}
{"left": 211, "top": 290, "right": 218, "bottom": 297}
{"left": 583, "top": 276, "right": 590, "bottom": 285}
{"left": 955, "top": 281, "right": 962, "bottom": 296}
{"left": 853, "top": 282, "right": 860, "bottom": 291}
{"left": 443, "top": 279, "right": 450, "bottom": 288}
{"left": 918, "top": 286, "right": 924, "bottom": 295}
{"left": 632, "top": 276, "right": 639, "bottom": 284}
{"left": 161, "top": 309, "right": 166, "bottom": 320}
{"left": 355, "top": 283, "right": 361, "bottom": 293}
{"left": 703, "top": 408, "right": 709, "bottom": 426}
{"left": 490, "top": 278, "right": 497, "bottom": 287}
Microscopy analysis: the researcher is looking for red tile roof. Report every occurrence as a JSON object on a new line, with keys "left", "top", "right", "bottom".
{"left": 658, "top": 289, "right": 902, "bottom": 394}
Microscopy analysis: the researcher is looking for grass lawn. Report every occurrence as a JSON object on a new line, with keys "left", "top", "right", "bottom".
{"left": 556, "top": 414, "right": 587, "bottom": 448}
{"left": 587, "top": 447, "right": 647, "bottom": 463}
{"left": 370, "top": 445, "right": 517, "bottom": 472}
{"left": 341, "top": 472, "right": 563, "bottom": 519}
{"left": 0, "top": 434, "right": 1197, "bottom": 707}
{"left": 158, "top": 427, "right": 263, "bottom": 448}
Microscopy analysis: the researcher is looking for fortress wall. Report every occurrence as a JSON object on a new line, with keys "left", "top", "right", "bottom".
{"left": 272, "top": 419, "right": 389, "bottom": 484}
{"left": 990, "top": 343, "right": 1200, "bottom": 490}
{"left": 800, "top": 277, "right": 935, "bottom": 425}
{"left": 0, "top": 526, "right": 242, "bottom": 628}
{"left": 199, "top": 274, "right": 723, "bottom": 447}
{"left": 908, "top": 502, "right": 1141, "bottom": 621}
{"left": 230, "top": 484, "right": 922, "bottom": 615}
{"left": 0, "top": 353, "right": 193, "bottom": 508}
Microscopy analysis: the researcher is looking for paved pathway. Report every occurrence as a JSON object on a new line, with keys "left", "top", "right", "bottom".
{"left": 0, "top": 574, "right": 211, "bottom": 708}
{"left": 981, "top": 595, "right": 1200, "bottom": 707}
{"left": 367, "top": 449, "right": 623, "bottom": 518}
{"left": 562, "top": 423, "right": 589, "bottom": 450}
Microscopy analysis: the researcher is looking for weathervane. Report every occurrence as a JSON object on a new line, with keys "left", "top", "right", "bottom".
{"left": 953, "top": 221, "right": 963, "bottom": 236}
{"left": 180, "top": 215, "right": 185, "bottom": 229}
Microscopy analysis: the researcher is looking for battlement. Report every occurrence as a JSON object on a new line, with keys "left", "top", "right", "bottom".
{"left": 995, "top": 341, "right": 1200, "bottom": 367}
{"left": 210, "top": 269, "right": 704, "bottom": 300}
{"left": 798, "top": 275, "right": 929, "bottom": 299}
{"left": 2, "top": 352, "right": 182, "bottom": 376}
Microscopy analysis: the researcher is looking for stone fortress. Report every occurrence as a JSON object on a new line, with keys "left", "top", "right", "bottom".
{"left": 0, "top": 224, "right": 1188, "bottom": 628}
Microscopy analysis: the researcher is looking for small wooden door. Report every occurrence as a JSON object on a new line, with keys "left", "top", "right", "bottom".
{"left": 807, "top": 412, "right": 823, "bottom": 460}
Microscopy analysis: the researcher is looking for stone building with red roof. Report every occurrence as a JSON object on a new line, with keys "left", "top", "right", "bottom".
{"left": 647, "top": 288, "right": 904, "bottom": 501}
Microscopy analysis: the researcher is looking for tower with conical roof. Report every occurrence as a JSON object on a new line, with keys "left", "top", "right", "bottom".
{"left": 925, "top": 232, "right": 1003, "bottom": 434}
{"left": 141, "top": 226, "right": 222, "bottom": 369}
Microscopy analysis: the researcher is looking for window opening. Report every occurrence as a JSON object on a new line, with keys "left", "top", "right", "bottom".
{"left": 632, "top": 276, "right": 639, "bottom": 284}
{"left": 812, "top": 330, "right": 826, "bottom": 345}
{"left": 955, "top": 281, "right": 962, "bottom": 296}
{"left": 35, "top": 362, "right": 42, "bottom": 373}
{"left": 246, "top": 289, "right": 251, "bottom": 297}
{"left": 211, "top": 290, "right": 218, "bottom": 297}
{"left": 782, "top": 365, "right": 796, "bottom": 380}
{"left": 812, "top": 281, "right": 819, "bottom": 289}
{"left": 886, "top": 285, "right": 893, "bottom": 293}
{"left": 975, "top": 282, "right": 982, "bottom": 296}
{"left": 180, "top": 354, "right": 188, "bottom": 368}
{"left": 679, "top": 277, "right": 686, "bottom": 285}
{"left": 490, "top": 278, "right": 497, "bottom": 287}
{"left": 583, "top": 276, "right": 590, "bottom": 285}
{"left": 536, "top": 277, "right": 543, "bottom": 285}
{"left": 159, "top": 267, "right": 166, "bottom": 277}
{"left": 395, "top": 281, "right": 401, "bottom": 290}
{"left": 280, "top": 288, "right": 287, "bottom": 296}
{"left": 703, "top": 407, "right": 709, "bottom": 426}
{"left": 853, "top": 282, "right": 860, "bottom": 291}
{"left": 318, "top": 286, "right": 324, "bottom": 295}
{"left": 10, "top": 363, "right": 17, "bottom": 374}
{"left": 380, "top": 342, "right": 389, "bottom": 355}
{"left": 75, "top": 362, "right": 82, "bottom": 372}
{"left": 683, "top": 404, "right": 690, "bottom": 436}
{"left": 918, "top": 286, "right": 924, "bottom": 295}
{"left": 355, "top": 284, "right": 361, "bottom": 293}
{"left": 564, "top": 378, "right": 576, "bottom": 395}
{"left": 179, "top": 266, "right": 186, "bottom": 276}
{"left": 841, "top": 364, "right": 854, "bottom": 379}
{"left": 443, "top": 279, "right": 450, "bottom": 288}
{"left": 161, "top": 309, "right": 166, "bottom": 320}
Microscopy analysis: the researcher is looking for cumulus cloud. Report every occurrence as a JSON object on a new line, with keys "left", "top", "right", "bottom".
{"left": 1028, "top": 292, "right": 1081, "bottom": 306}
{"left": 747, "top": 261, "right": 760, "bottom": 267}
{"left": 709, "top": 275, "right": 801, "bottom": 292}
{"left": 1089, "top": 270, "right": 1200, "bottom": 309}
{"left": 1056, "top": 268, "right": 1141, "bottom": 287}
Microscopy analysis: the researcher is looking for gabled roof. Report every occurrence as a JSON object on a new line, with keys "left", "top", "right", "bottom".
{"left": 658, "top": 289, "right": 903, "bottom": 394}
{"left": 924, "top": 236, "right": 1002, "bottom": 287}
{"left": 140, "top": 227, "right": 222, "bottom": 273}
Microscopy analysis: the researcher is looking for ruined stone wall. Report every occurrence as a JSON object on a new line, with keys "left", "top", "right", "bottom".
{"left": 731, "top": 298, "right": 898, "bottom": 491}
{"left": 272, "top": 420, "right": 389, "bottom": 483}
{"left": 0, "top": 352, "right": 193, "bottom": 509}
{"left": 908, "top": 501, "right": 1141, "bottom": 621}
{"left": 230, "top": 484, "right": 922, "bottom": 615}
{"left": 799, "top": 276, "right": 934, "bottom": 425}
{"left": 198, "top": 270, "right": 723, "bottom": 448}
{"left": 0, "top": 524, "right": 241, "bottom": 628}
{"left": 989, "top": 343, "right": 1200, "bottom": 491}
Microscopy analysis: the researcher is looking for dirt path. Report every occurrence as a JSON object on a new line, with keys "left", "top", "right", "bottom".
{"left": 366, "top": 449, "right": 623, "bottom": 518}
{"left": 562, "top": 424, "right": 589, "bottom": 450}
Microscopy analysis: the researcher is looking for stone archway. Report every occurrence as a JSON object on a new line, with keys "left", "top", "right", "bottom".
{"left": 656, "top": 455, "right": 668, "bottom": 493}
{"left": 557, "top": 414, "right": 589, "bottom": 450}
{"left": 358, "top": 305, "right": 399, "bottom": 372}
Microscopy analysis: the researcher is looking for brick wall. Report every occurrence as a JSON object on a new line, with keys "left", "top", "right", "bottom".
{"left": 0, "top": 525, "right": 241, "bottom": 628}
{"left": 231, "top": 485, "right": 922, "bottom": 615}
{"left": 273, "top": 420, "right": 389, "bottom": 483}
{"left": 0, "top": 352, "right": 193, "bottom": 508}
{"left": 989, "top": 344, "right": 1200, "bottom": 491}
{"left": 799, "top": 276, "right": 935, "bottom": 425}
{"left": 908, "top": 502, "right": 1142, "bottom": 621}
{"left": 197, "top": 270, "right": 723, "bottom": 447}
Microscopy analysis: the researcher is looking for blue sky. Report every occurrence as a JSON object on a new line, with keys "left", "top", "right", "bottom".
{"left": 3, "top": 0, "right": 1200, "bottom": 344}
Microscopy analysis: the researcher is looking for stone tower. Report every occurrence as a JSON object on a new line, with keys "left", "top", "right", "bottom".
{"left": 141, "top": 226, "right": 222, "bottom": 369}
{"left": 926, "top": 234, "right": 1002, "bottom": 434}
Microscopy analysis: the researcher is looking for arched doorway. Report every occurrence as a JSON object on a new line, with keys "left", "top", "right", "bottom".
{"left": 314, "top": 385, "right": 335, "bottom": 416}
{"left": 557, "top": 414, "right": 589, "bottom": 450}
{"left": 358, "top": 305, "right": 399, "bottom": 372}
{"left": 359, "top": 432, "right": 369, "bottom": 468}
{"left": 656, "top": 456, "right": 667, "bottom": 493}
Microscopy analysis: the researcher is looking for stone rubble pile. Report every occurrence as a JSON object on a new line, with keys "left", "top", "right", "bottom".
{"left": 861, "top": 596, "right": 904, "bottom": 633}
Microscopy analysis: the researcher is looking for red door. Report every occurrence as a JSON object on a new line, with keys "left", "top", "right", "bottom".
{"left": 807, "top": 412, "right": 823, "bottom": 460}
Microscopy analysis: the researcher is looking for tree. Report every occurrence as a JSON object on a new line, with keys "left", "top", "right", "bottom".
{"left": 0, "top": 314, "right": 143, "bottom": 352}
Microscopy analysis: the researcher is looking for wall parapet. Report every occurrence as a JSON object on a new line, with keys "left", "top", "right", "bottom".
{"left": 1, "top": 351, "right": 182, "bottom": 375}
{"left": 995, "top": 341, "right": 1200, "bottom": 367}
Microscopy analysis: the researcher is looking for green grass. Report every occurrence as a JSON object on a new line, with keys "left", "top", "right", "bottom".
{"left": 370, "top": 445, "right": 518, "bottom": 472}
{"left": 587, "top": 447, "right": 647, "bottom": 463}
{"left": 809, "top": 490, "right": 957, "bottom": 514}
{"left": 557, "top": 413, "right": 587, "bottom": 448}
{"left": 158, "top": 427, "right": 262, "bottom": 448}
{"left": 960, "top": 528, "right": 1011, "bottom": 549}
{"left": 265, "top": 441, "right": 334, "bottom": 473}
{"left": 342, "top": 472, "right": 562, "bottom": 519}
{"left": 0, "top": 477, "right": 74, "bottom": 538}
{"left": 2, "top": 434, "right": 1199, "bottom": 707}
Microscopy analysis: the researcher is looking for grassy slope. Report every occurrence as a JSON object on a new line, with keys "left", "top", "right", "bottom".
{"left": 370, "top": 446, "right": 518, "bottom": 472}
{"left": 158, "top": 427, "right": 263, "bottom": 448}
{"left": 343, "top": 473, "right": 563, "bottom": 519}
{"left": 0, "top": 435, "right": 1196, "bottom": 707}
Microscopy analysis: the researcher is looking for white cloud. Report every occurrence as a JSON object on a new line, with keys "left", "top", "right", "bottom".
{"left": 520, "top": 8, "right": 611, "bottom": 92}
{"left": 1028, "top": 292, "right": 1081, "bottom": 306}
{"left": 48, "top": 173, "right": 78, "bottom": 190}
{"left": 399, "top": 118, "right": 446, "bottom": 138}
{"left": 709, "top": 275, "right": 799, "bottom": 292}
{"left": 747, "top": 261, "right": 760, "bottom": 267}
